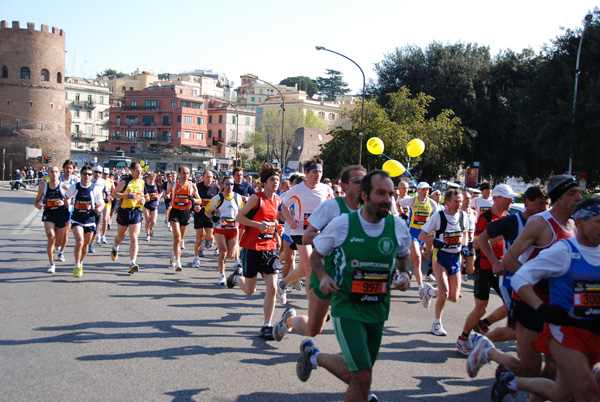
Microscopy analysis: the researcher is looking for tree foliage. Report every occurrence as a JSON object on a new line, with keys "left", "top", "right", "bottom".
{"left": 279, "top": 76, "right": 318, "bottom": 97}
{"left": 316, "top": 69, "right": 351, "bottom": 101}
{"left": 97, "top": 68, "right": 125, "bottom": 78}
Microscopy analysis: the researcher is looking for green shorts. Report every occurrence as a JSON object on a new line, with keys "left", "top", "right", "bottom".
{"left": 309, "top": 271, "right": 330, "bottom": 300}
{"left": 332, "top": 316, "right": 384, "bottom": 371}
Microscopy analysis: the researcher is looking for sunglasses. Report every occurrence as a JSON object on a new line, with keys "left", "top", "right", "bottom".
{"left": 225, "top": 182, "right": 234, "bottom": 186}
{"left": 348, "top": 177, "right": 362, "bottom": 184}
{"left": 335, "top": 191, "right": 342, "bottom": 194}
{"left": 82, "top": 172, "right": 93, "bottom": 176}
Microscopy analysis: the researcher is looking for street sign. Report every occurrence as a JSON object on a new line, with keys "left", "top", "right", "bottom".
{"left": 284, "top": 167, "right": 291, "bottom": 174}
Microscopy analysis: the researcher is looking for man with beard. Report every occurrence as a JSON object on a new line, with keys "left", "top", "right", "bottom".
{"left": 295, "top": 170, "right": 412, "bottom": 402}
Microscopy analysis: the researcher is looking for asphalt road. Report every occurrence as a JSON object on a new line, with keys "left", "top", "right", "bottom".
{"left": 0, "top": 184, "right": 528, "bottom": 402}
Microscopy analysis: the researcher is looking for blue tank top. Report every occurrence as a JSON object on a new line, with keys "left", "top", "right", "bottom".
{"left": 72, "top": 183, "right": 97, "bottom": 225}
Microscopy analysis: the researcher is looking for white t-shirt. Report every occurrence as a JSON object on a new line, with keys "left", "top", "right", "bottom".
{"left": 308, "top": 197, "right": 359, "bottom": 231}
{"left": 65, "top": 183, "right": 105, "bottom": 211}
{"left": 511, "top": 237, "right": 600, "bottom": 293}
{"left": 282, "top": 181, "right": 334, "bottom": 236}
{"left": 313, "top": 211, "right": 411, "bottom": 258}
{"left": 421, "top": 210, "right": 469, "bottom": 253}
{"left": 471, "top": 196, "right": 493, "bottom": 215}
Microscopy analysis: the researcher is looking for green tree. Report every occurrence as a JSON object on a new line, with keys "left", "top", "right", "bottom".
{"left": 279, "top": 76, "right": 318, "bottom": 97}
{"left": 97, "top": 68, "right": 125, "bottom": 78}
{"left": 316, "top": 69, "right": 351, "bottom": 101}
{"left": 247, "top": 131, "right": 267, "bottom": 161}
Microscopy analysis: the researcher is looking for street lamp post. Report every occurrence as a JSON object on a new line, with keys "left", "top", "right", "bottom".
{"left": 251, "top": 75, "right": 285, "bottom": 168}
{"left": 316, "top": 46, "right": 366, "bottom": 165}
{"left": 569, "top": 13, "right": 593, "bottom": 176}
{"left": 210, "top": 96, "right": 239, "bottom": 167}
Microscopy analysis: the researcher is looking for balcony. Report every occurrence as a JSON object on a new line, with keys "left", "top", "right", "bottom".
{"left": 71, "top": 131, "right": 94, "bottom": 142}
{"left": 73, "top": 100, "right": 96, "bottom": 109}
{"left": 122, "top": 105, "right": 160, "bottom": 111}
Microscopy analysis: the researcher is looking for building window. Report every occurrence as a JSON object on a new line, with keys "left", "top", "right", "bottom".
{"left": 251, "top": 97, "right": 255, "bottom": 102}
{"left": 87, "top": 110, "right": 92, "bottom": 119}
{"left": 125, "top": 130, "right": 137, "bottom": 139}
{"left": 142, "top": 115, "right": 155, "bottom": 126}
{"left": 196, "top": 133, "right": 203, "bottom": 140}
{"left": 75, "top": 124, "right": 80, "bottom": 133}
{"left": 177, "top": 115, "right": 181, "bottom": 123}
{"left": 56, "top": 72, "right": 62, "bottom": 83}
{"left": 131, "top": 100, "right": 137, "bottom": 106}
{"left": 208, "top": 130, "right": 212, "bottom": 138}
{"left": 1, "top": 66, "right": 8, "bottom": 78}
{"left": 257, "top": 108, "right": 262, "bottom": 114}
{"left": 258, "top": 98, "right": 262, "bottom": 102}
{"left": 330, "top": 113, "right": 335, "bottom": 120}
{"left": 197, "top": 117, "right": 204, "bottom": 125}
{"left": 246, "top": 117, "right": 250, "bottom": 125}
{"left": 259, "top": 89, "right": 263, "bottom": 94}
{"left": 177, "top": 131, "right": 181, "bottom": 138}
{"left": 98, "top": 111, "right": 103, "bottom": 119}
{"left": 74, "top": 109, "right": 80, "bottom": 118}
{"left": 29, "top": 101, "right": 33, "bottom": 107}
{"left": 145, "top": 100, "right": 157, "bottom": 107}
{"left": 75, "top": 93, "right": 80, "bottom": 101}
{"left": 184, "top": 131, "right": 191, "bottom": 139}
{"left": 218, "top": 115, "right": 223, "bottom": 123}
{"left": 130, "top": 145, "right": 135, "bottom": 153}
{"left": 142, "top": 130, "right": 154, "bottom": 139}
{"left": 162, "top": 131, "right": 171, "bottom": 142}
{"left": 125, "top": 115, "right": 137, "bottom": 125}
{"left": 99, "top": 96, "right": 104, "bottom": 104}
{"left": 319, "top": 111, "right": 325, "bottom": 118}
{"left": 20, "top": 67, "right": 30, "bottom": 79}
{"left": 208, "top": 115, "right": 212, "bottom": 124}
{"left": 122, "top": 86, "right": 126, "bottom": 92}
{"left": 171, "top": 100, "right": 176, "bottom": 107}
{"left": 218, "top": 129, "right": 222, "bottom": 139}
{"left": 185, "top": 116, "right": 192, "bottom": 124}
{"left": 87, "top": 95, "right": 93, "bottom": 102}
{"left": 40, "top": 69, "right": 49, "bottom": 81}
{"left": 232, "top": 116, "right": 236, "bottom": 124}
{"left": 86, "top": 125, "right": 92, "bottom": 135}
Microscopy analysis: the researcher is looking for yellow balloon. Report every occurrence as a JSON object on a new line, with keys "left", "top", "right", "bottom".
{"left": 367, "top": 137, "right": 384, "bottom": 155}
{"left": 144, "top": 165, "right": 149, "bottom": 171}
{"left": 140, "top": 160, "right": 146, "bottom": 167}
{"left": 407, "top": 139, "right": 425, "bottom": 158}
{"left": 382, "top": 160, "right": 406, "bottom": 177}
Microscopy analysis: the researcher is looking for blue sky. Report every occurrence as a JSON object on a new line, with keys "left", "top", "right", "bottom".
{"left": 2, "top": 0, "right": 596, "bottom": 92}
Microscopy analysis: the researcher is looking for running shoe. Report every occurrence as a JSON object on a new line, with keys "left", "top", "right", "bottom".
{"left": 456, "top": 335, "right": 471, "bottom": 355}
{"left": 227, "top": 266, "right": 242, "bottom": 288}
{"left": 214, "top": 248, "right": 219, "bottom": 256}
{"left": 46, "top": 264, "right": 56, "bottom": 274}
{"left": 233, "top": 261, "right": 242, "bottom": 270}
{"left": 128, "top": 264, "right": 139, "bottom": 275}
{"left": 192, "top": 256, "right": 200, "bottom": 268}
{"left": 204, "top": 240, "right": 214, "bottom": 249}
{"left": 292, "top": 280, "right": 302, "bottom": 291}
{"left": 73, "top": 266, "right": 82, "bottom": 278}
{"left": 466, "top": 334, "right": 493, "bottom": 378}
{"left": 150, "top": 228, "right": 154, "bottom": 237}
{"left": 175, "top": 265, "right": 182, "bottom": 272}
{"left": 96, "top": 237, "right": 101, "bottom": 245}
{"left": 296, "top": 339, "right": 319, "bottom": 382}
{"left": 259, "top": 325, "right": 274, "bottom": 340}
{"left": 273, "top": 308, "right": 296, "bottom": 341}
{"left": 424, "top": 273, "right": 436, "bottom": 282}
{"left": 107, "top": 223, "right": 111, "bottom": 230}
{"left": 474, "top": 319, "right": 490, "bottom": 335}
{"left": 168, "top": 224, "right": 172, "bottom": 232}
{"left": 420, "top": 283, "right": 434, "bottom": 308}
{"left": 368, "top": 394, "right": 379, "bottom": 402}
{"left": 146, "top": 235, "right": 151, "bottom": 242}
{"left": 169, "top": 250, "right": 176, "bottom": 268}
{"left": 431, "top": 322, "right": 447, "bottom": 336}
{"left": 198, "top": 250, "right": 204, "bottom": 258}
{"left": 88, "top": 244, "right": 95, "bottom": 254}
{"left": 217, "top": 274, "right": 226, "bottom": 286}
{"left": 491, "top": 365, "right": 517, "bottom": 401}
{"left": 181, "top": 241, "right": 185, "bottom": 250}
{"left": 276, "top": 279, "right": 288, "bottom": 305}
{"left": 101, "top": 236, "right": 108, "bottom": 244}
{"left": 111, "top": 247, "right": 118, "bottom": 261}
{"left": 57, "top": 252, "right": 65, "bottom": 262}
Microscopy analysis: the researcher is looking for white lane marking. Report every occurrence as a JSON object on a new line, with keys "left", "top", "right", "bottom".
{"left": 13, "top": 208, "right": 43, "bottom": 235}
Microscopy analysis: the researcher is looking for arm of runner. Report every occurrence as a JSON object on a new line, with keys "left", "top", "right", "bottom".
{"left": 236, "top": 194, "right": 269, "bottom": 232}
{"left": 477, "top": 229, "right": 506, "bottom": 275}
{"left": 311, "top": 248, "right": 339, "bottom": 295}
{"left": 302, "top": 224, "right": 319, "bottom": 247}
{"left": 394, "top": 253, "right": 412, "bottom": 291}
{"left": 34, "top": 183, "right": 45, "bottom": 210}
{"left": 111, "top": 179, "right": 127, "bottom": 200}
{"left": 280, "top": 204, "right": 299, "bottom": 230}
{"left": 502, "top": 215, "right": 547, "bottom": 274}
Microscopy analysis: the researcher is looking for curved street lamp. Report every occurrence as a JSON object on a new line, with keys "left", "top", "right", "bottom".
{"left": 316, "top": 46, "right": 366, "bottom": 165}
{"left": 250, "top": 75, "right": 285, "bottom": 168}
{"left": 569, "top": 13, "right": 594, "bottom": 176}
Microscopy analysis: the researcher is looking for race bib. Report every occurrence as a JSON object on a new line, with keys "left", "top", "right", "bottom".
{"left": 350, "top": 269, "right": 389, "bottom": 303}
{"left": 74, "top": 201, "right": 91, "bottom": 210}
{"left": 573, "top": 281, "right": 600, "bottom": 318}
{"left": 259, "top": 220, "right": 276, "bottom": 239}
{"left": 220, "top": 217, "right": 236, "bottom": 229}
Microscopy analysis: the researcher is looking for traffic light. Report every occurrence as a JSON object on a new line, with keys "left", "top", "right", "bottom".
{"left": 47, "top": 156, "right": 52, "bottom": 164}
{"left": 212, "top": 138, "right": 219, "bottom": 146}
{"left": 37, "top": 156, "right": 42, "bottom": 163}
{"left": 44, "top": 156, "right": 49, "bottom": 164}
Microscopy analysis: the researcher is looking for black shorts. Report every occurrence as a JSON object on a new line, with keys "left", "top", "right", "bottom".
{"left": 474, "top": 268, "right": 500, "bottom": 301}
{"left": 169, "top": 208, "right": 191, "bottom": 226}
{"left": 111, "top": 198, "right": 118, "bottom": 211}
{"left": 42, "top": 210, "right": 68, "bottom": 229}
{"left": 240, "top": 248, "right": 281, "bottom": 278}
{"left": 117, "top": 208, "right": 143, "bottom": 226}
{"left": 513, "top": 299, "right": 544, "bottom": 333}
{"left": 291, "top": 235, "right": 303, "bottom": 245}
{"left": 194, "top": 209, "right": 214, "bottom": 229}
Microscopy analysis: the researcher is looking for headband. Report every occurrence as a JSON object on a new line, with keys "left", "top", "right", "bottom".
{"left": 549, "top": 179, "right": 578, "bottom": 203}
{"left": 261, "top": 170, "right": 280, "bottom": 183}
{"left": 574, "top": 203, "right": 600, "bottom": 220}
{"left": 305, "top": 164, "right": 323, "bottom": 172}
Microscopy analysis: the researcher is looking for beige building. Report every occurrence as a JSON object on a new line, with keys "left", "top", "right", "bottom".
{"left": 104, "top": 71, "right": 159, "bottom": 99}
{"left": 65, "top": 77, "right": 111, "bottom": 152}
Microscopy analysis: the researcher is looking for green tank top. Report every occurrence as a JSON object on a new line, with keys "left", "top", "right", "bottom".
{"left": 331, "top": 211, "right": 398, "bottom": 323}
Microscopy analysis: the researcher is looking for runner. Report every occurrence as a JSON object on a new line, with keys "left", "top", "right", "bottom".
{"left": 192, "top": 170, "right": 219, "bottom": 267}
{"left": 276, "top": 156, "right": 334, "bottom": 304}
{"left": 477, "top": 199, "right": 600, "bottom": 401}
{"left": 55, "top": 160, "right": 79, "bottom": 262}
{"left": 461, "top": 190, "right": 477, "bottom": 277}
{"left": 400, "top": 182, "right": 439, "bottom": 294}
{"left": 34, "top": 166, "right": 69, "bottom": 273}
{"left": 89, "top": 165, "right": 110, "bottom": 253}
{"left": 396, "top": 181, "right": 411, "bottom": 222}
{"left": 143, "top": 172, "right": 160, "bottom": 242}
{"left": 272, "top": 165, "right": 366, "bottom": 341}
{"left": 98, "top": 167, "right": 114, "bottom": 245}
{"left": 110, "top": 161, "right": 147, "bottom": 274}
{"left": 167, "top": 166, "right": 201, "bottom": 272}
{"left": 227, "top": 163, "right": 282, "bottom": 339}
{"left": 466, "top": 176, "right": 581, "bottom": 399}
{"left": 160, "top": 172, "right": 176, "bottom": 232}
{"left": 295, "top": 170, "right": 412, "bottom": 402}
{"left": 65, "top": 165, "right": 104, "bottom": 278}
{"left": 418, "top": 189, "right": 470, "bottom": 336}
{"left": 205, "top": 176, "right": 243, "bottom": 285}
{"left": 471, "top": 182, "right": 493, "bottom": 219}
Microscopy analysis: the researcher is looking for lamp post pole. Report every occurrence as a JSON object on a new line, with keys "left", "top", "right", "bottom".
{"left": 253, "top": 76, "right": 285, "bottom": 168}
{"left": 569, "top": 13, "right": 593, "bottom": 176}
{"left": 316, "top": 46, "right": 365, "bottom": 165}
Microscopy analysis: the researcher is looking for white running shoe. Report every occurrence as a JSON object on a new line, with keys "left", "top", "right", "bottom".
{"left": 431, "top": 321, "right": 447, "bottom": 336}
{"left": 276, "top": 280, "right": 287, "bottom": 305}
{"left": 146, "top": 235, "right": 151, "bottom": 242}
{"left": 169, "top": 250, "right": 176, "bottom": 268}
{"left": 46, "top": 264, "right": 56, "bottom": 274}
{"left": 214, "top": 249, "right": 219, "bottom": 256}
{"left": 273, "top": 308, "right": 296, "bottom": 341}
{"left": 217, "top": 274, "right": 226, "bottom": 286}
{"left": 456, "top": 335, "right": 471, "bottom": 355}
{"left": 420, "top": 283, "right": 435, "bottom": 308}
{"left": 204, "top": 240, "right": 214, "bottom": 249}
{"left": 96, "top": 237, "right": 101, "bottom": 245}
{"left": 56, "top": 252, "right": 65, "bottom": 262}
{"left": 181, "top": 241, "right": 185, "bottom": 250}
{"left": 192, "top": 256, "right": 200, "bottom": 268}
{"left": 424, "top": 273, "right": 436, "bottom": 282}
{"left": 101, "top": 236, "right": 108, "bottom": 244}
{"left": 466, "top": 334, "right": 493, "bottom": 378}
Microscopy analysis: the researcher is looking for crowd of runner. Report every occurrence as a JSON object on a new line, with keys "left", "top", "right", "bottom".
{"left": 30, "top": 157, "right": 600, "bottom": 402}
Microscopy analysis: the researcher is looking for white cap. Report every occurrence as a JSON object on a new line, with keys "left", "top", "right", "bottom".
{"left": 93, "top": 165, "right": 103, "bottom": 172}
{"left": 467, "top": 187, "right": 481, "bottom": 195}
{"left": 103, "top": 167, "right": 110, "bottom": 174}
{"left": 431, "top": 189, "right": 442, "bottom": 196}
{"left": 447, "top": 182, "right": 460, "bottom": 189}
{"left": 492, "top": 184, "right": 519, "bottom": 199}
{"left": 417, "top": 182, "right": 431, "bottom": 189}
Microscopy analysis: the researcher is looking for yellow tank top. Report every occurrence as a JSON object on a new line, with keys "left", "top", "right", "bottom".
{"left": 408, "top": 197, "right": 433, "bottom": 230}
{"left": 120, "top": 178, "right": 145, "bottom": 209}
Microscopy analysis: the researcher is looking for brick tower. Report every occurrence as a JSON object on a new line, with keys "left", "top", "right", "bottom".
{"left": 0, "top": 21, "right": 69, "bottom": 179}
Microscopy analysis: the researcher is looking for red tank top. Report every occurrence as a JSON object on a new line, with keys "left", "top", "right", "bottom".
{"left": 240, "top": 191, "right": 281, "bottom": 251}
{"left": 171, "top": 181, "right": 193, "bottom": 210}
